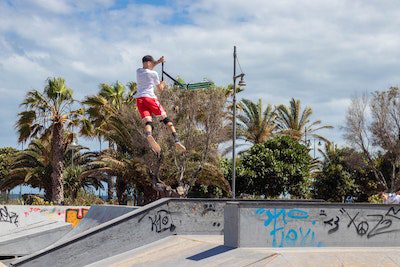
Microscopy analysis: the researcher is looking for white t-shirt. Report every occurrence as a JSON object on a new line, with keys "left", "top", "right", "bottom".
{"left": 385, "top": 193, "right": 400, "bottom": 204}
{"left": 135, "top": 68, "right": 160, "bottom": 99}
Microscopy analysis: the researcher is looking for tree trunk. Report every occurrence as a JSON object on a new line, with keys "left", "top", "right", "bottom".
{"left": 72, "top": 189, "right": 78, "bottom": 200}
{"left": 107, "top": 141, "right": 115, "bottom": 200}
{"left": 391, "top": 161, "right": 396, "bottom": 192}
{"left": 107, "top": 176, "right": 114, "bottom": 201}
{"left": 51, "top": 123, "right": 65, "bottom": 204}
{"left": 116, "top": 176, "right": 127, "bottom": 205}
{"left": 44, "top": 184, "right": 53, "bottom": 202}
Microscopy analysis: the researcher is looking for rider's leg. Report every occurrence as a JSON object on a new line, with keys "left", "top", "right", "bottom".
{"left": 161, "top": 115, "right": 186, "bottom": 152}
{"left": 144, "top": 116, "right": 161, "bottom": 154}
{"left": 144, "top": 116, "right": 153, "bottom": 136}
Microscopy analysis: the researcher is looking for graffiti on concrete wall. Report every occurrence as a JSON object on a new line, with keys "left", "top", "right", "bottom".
{"left": 0, "top": 205, "right": 89, "bottom": 232}
{"left": 202, "top": 203, "right": 216, "bottom": 216}
{"left": 255, "top": 206, "right": 400, "bottom": 247}
{"left": 255, "top": 208, "right": 322, "bottom": 247}
{"left": 320, "top": 207, "right": 400, "bottom": 239}
{"left": 65, "top": 208, "right": 89, "bottom": 228}
{"left": 0, "top": 206, "right": 19, "bottom": 226}
{"left": 148, "top": 209, "right": 176, "bottom": 233}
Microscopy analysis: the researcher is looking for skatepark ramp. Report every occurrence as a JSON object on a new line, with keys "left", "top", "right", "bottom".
{"left": 0, "top": 205, "right": 88, "bottom": 257}
{"left": 224, "top": 201, "right": 400, "bottom": 248}
{"left": 57, "top": 204, "right": 137, "bottom": 243}
{"left": 10, "top": 198, "right": 226, "bottom": 267}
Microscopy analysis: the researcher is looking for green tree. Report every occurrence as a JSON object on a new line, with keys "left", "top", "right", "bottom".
{"left": 238, "top": 135, "right": 312, "bottom": 198}
{"left": 313, "top": 143, "right": 357, "bottom": 202}
{"left": 63, "top": 145, "right": 103, "bottom": 200}
{"left": 0, "top": 147, "right": 18, "bottom": 197}
{"left": 224, "top": 98, "right": 276, "bottom": 154}
{"left": 15, "top": 77, "right": 82, "bottom": 204}
{"left": 84, "top": 86, "right": 231, "bottom": 204}
{"left": 344, "top": 87, "right": 400, "bottom": 192}
{"left": 3, "top": 138, "right": 100, "bottom": 201}
{"left": 276, "top": 98, "right": 332, "bottom": 142}
{"left": 5, "top": 139, "right": 53, "bottom": 200}
{"left": 82, "top": 81, "right": 136, "bottom": 203}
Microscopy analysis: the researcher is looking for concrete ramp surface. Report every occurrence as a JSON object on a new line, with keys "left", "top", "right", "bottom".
{"left": 0, "top": 221, "right": 71, "bottom": 256}
{"left": 0, "top": 205, "right": 89, "bottom": 234}
{"left": 58, "top": 205, "right": 137, "bottom": 242}
{"left": 85, "top": 235, "right": 400, "bottom": 267}
{"left": 11, "top": 199, "right": 226, "bottom": 267}
{"left": 0, "top": 205, "right": 87, "bottom": 258}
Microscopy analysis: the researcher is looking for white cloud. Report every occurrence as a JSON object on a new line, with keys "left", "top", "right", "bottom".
{"left": 1, "top": 0, "right": 400, "bottom": 148}
{"left": 29, "top": 0, "right": 72, "bottom": 14}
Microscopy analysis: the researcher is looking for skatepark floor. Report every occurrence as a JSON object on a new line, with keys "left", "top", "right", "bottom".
{"left": 85, "top": 235, "right": 400, "bottom": 267}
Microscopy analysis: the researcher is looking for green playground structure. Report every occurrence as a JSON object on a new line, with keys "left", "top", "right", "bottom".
{"left": 161, "top": 62, "right": 213, "bottom": 90}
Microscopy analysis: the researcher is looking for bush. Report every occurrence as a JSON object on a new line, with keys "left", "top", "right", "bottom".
{"left": 238, "top": 136, "right": 312, "bottom": 198}
{"left": 64, "top": 190, "right": 105, "bottom": 206}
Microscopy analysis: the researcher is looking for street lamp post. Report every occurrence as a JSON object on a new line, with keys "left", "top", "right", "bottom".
{"left": 232, "top": 46, "right": 246, "bottom": 199}
{"left": 71, "top": 133, "right": 77, "bottom": 167}
{"left": 304, "top": 127, "right": 322, "bottom": 158}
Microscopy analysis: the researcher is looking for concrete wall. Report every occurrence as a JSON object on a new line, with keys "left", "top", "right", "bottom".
{"left": 0, "top": 205, "right": 89, "bottom": 234}
{"left": 224, "top": 202, "right": 400, "bottom": 248}
{"left": 11, "top": 199, "right": 226, "bottom": 267}
{"left": 10, "top": 199, "right": 323, "bottom": 267}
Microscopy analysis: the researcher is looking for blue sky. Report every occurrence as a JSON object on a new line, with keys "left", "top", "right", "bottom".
{"left": 1, "top": 0, "right": 400, "bottom": 152}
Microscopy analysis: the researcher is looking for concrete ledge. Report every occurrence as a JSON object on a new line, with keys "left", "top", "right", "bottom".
{"left": 224, "top": 201, "right": 400, "bottom": 248}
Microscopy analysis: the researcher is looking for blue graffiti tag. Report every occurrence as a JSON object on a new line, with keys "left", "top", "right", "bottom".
{"left": 255, "top": 208, "right": 323, "bottom": 247}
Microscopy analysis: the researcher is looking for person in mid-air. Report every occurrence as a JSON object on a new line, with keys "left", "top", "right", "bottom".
{"left": 135, "top": 55, "right": 186, "bottom": 154}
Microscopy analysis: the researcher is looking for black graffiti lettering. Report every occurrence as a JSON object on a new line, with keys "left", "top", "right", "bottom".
{"left": 343, "top": 210, "right": 370, "bottom": 236}
{"left": 149, "top": 209, "right": 176, "bottom": 233}
{"left": 329, "top": 216, "right": 340, "bottom": 234}
{"left": 202, "top": 203, "right": 216, "bottom": 216}
{"left": 385, "top": 207, "right": 400, "bottom": 220}
{"left": 366, "top": 214, "right": 398, "bottom": 238}
{"left": 339, "top": 207, "right": 400, "bottom": 238}
{"left": 356, "top": 221, "right": 369, "bottom": 236}
{"left": 0, "top": 206, "right": 19, "bottom": 226}
{"left": 345, "top": 211, "right": 359, "bottom": 229}
{"left": 324, "top": 216, "right": 340, "bottom": 234}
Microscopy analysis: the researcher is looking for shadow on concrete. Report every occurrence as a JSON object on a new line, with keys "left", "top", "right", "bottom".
{"left": 186, "top": 245, "right": 235, "bottom": 261}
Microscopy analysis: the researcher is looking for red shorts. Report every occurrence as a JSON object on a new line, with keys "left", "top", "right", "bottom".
{"left": 136, "top": 97, "right": 166, "bottom": 119}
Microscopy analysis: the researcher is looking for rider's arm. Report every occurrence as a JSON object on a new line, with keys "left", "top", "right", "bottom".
{"left": 157, "top": 81, "right": 166, "bottom": 91}
{"left": 153, "top": 56, "right": 165, "bottom": 67}
{"left": 153, "top": 72, "right": 165, "bottom": 92}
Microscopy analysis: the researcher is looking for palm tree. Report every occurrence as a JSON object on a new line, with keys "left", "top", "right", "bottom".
{"left": 82, "top": 81, "right": 136, "bottom": 202}
{"left": 3, "top": 138, "right": 100, "bottom": 202}
{"left": 4, "top": 139, "right": 53, "bottom": 200}
{"left": 223, "top": 98, "right": 276, "bottom": 154}
{"left": 318, "top": 142, "right": 337, "bottom": 163}
{"left": 63, "top": 145, "right": 103, "bottom": 199}
{"left": 238, "top": 98, "right": 276, "bottom": 143}
{"left": 15, "top": 78, "right": 81, "bottom": 204}
{"left": 276, "top": 98, "right": 332, "bottom": 142}
{"left": 82, "top": 150, "right": 150, "bottom": 205}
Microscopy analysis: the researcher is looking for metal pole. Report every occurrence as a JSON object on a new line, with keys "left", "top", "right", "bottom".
{"left": 304, "top": 127, "right": 307, "bottom": 144}
{"left": 161, "top": 62, "right": 164, "bottom": 81}
{"left": 232, "top": 46, "right": 237, "bottom": 199}
{"left": 313, "top": 139, "right": 316, "bottom": 158}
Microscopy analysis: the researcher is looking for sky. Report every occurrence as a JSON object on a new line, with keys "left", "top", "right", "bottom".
{"left": 1, "top": 0, "right": 400, "bottom": 152}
